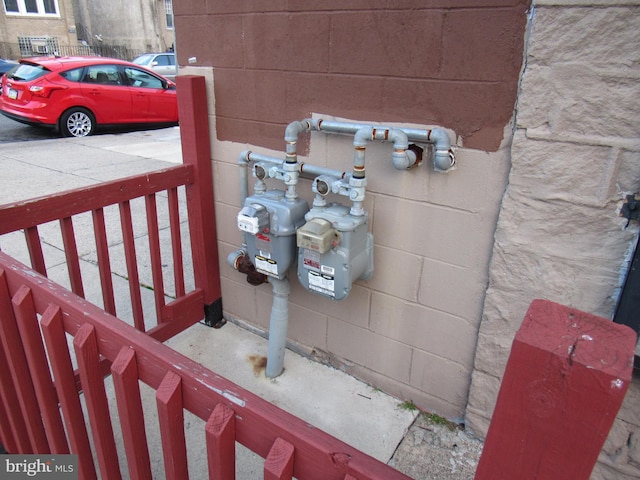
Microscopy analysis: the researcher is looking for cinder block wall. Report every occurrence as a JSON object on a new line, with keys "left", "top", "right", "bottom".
{"left": 465, "top": 2, "right": 640, "bottom": 478}
{"left": 174, "top": 1, "right": 530, "bottom": 419}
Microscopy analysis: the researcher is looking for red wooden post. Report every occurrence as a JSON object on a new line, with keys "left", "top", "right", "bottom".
{"left": 41, "top": 305, "right": 97, "bottom": 480}
{"left": 0, "top": 272, "right": 31, "bottom": 453}
{"left": 12, "top": 286, "right": 69, "bottom": 454}
{"left": 264, "top": 438, "right": 295, "bottom": 480}
{"left": 0, "top": 273, "right": 48, "bottom": 453}
{"left": 156, "top": 371, "right": 189, "bottom": 480}
{"left": 74, "top": 323, "right": 122, "bottom": 480}
{"left": 475, "top": 299, "right": 636, "bottom": 480}
{"left": 92, "top": 208, "right": 116, "bottom": 315}
{"left": 119, "top": 201, "right": 145, "bottom": 331}
{"left": 112, "top": 347, "right": 152, "bottom": 480}
{"left": 176, "top": 75, "right": 224, "bottom": 327}
{"left": 60, "top": 216, "right": 85, "bottom": 298}
{"left": 206, "top": 403, "right": 236, "bottom": 480}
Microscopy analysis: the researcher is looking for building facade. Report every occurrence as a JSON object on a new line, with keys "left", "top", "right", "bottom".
{"left": 0, "top": 0, "right": 78, "bottom": 58}
{"left": 174, "top": 1, "right": 640, "bottom": 477}
{"left": 1, "top": 0, "right": 174, "bottom": 60}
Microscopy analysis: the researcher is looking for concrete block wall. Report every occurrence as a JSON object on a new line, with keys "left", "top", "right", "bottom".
{"left": 175, "top": 2, "right": 531, "bottom": 419}
{"left": 465, "top": 2, "right": 640, "bottom": 478}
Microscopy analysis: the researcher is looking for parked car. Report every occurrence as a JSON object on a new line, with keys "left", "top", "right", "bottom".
{"left": 133, "top": 52, "right": 177, "bottom": 80}
{"left": 0, "top": 59, "right": 18, "bottom": 77}
{"left": 0, "top": 56, "right": 178, "bottom": 137}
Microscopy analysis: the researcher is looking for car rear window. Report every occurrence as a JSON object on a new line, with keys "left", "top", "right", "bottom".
{"left": 7, "top": 63, "right": 50, "bottom": 82}
{"left": 59, "top": 67, "right": 84, "bottom": 82}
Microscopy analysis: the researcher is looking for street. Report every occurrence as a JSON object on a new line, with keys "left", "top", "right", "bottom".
{"left": 0, "top": 111, "right": 59, "bottom": 142}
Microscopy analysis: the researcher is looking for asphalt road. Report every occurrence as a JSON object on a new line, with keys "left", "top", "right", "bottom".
{"left": 0, "top": 111, "right": 59, "bottom": 142}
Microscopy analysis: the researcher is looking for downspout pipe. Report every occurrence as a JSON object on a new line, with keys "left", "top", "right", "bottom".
{"left": 265, "top": 277, "right": 291, "bottom": 378}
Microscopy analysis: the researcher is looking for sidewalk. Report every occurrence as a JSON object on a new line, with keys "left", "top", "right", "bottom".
{"left": 0, "top": 127, "right": 482, "bottom": 478}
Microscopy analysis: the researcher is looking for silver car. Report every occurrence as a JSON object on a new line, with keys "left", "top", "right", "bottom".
{"left": 132, "top": 53, "right": 177, "bottom": 79}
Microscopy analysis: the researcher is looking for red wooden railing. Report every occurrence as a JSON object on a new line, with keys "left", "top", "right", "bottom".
{"left": 0, "top": 251, "right": 410, "bottom": 480}
{"left": 0, "top": 75, "right": 224, "bottom": 339}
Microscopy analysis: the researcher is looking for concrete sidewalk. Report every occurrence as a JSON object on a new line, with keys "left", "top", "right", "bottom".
{"left": 2, "top": 127, "right": 479, "bottom": 478}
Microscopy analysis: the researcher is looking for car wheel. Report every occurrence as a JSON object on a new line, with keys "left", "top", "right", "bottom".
{"left": 60, "top": 108, "right": 95, "bottom": 137}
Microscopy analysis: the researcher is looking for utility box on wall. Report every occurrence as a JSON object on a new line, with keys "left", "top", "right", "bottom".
{"left": 238, "top": 190, "right": 309, "bottom": 280}
{"left": 297, "top": 203, "right": 373, "bottom": 300}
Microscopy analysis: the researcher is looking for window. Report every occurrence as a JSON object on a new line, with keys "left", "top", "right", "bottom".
{"left": 4, "top": 0, "right": 58, "bottom": 15}
{"left": 4, "top": 0, "right": 18, "bottom": 12}
{"left": 125, "top": 67, "right": 164, "bottom": 89}
{"left": 24, "top": 0, "right": 37, "bottom": 13}
{"left": 155, "top": 55, "right": 170, "bottom": 67}
{"left": 5, "top": 63, "right": 50, "bottom": 82}
{"left": 59, "top": 67, "right": 83, "bottom": 83}
{"left": 81, "top": 65, "right": 122, "bottom": 85}
{"left": 18, "top": 36, "right": 59, "bottom": 56}
{"left": 165, "top": 0, "right": 173, "bottom": 29}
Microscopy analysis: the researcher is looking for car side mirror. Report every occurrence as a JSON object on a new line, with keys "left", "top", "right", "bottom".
{"left": 151, "top": 61, "right": 158, "bottom": 66}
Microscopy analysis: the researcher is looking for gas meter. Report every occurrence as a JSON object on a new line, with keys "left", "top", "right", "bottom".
{"left": 238, "top": 190, "right": 308, "bottom": 280}
{"left": 296, "top": 203, "right": 373, "bottom": 300}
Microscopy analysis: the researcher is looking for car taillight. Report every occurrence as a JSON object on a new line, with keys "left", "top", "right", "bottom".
{"left": 29, "top": 83, "right": 67, "bottom": 98}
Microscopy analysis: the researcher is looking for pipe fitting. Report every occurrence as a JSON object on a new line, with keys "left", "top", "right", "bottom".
{"left": 284, "top": 119, "right": 312, "bottom": 164}
{"left": 427, "top": 128, "right": 456, "bottom": 172}
{"left": 238, "top": 150, "right": 252, "bottom": 205}
{"left": 433, "top": 149, "right": 456, "bottom": 172}
{"left": 227, "top": 248, "right": 246, "bottom": 271}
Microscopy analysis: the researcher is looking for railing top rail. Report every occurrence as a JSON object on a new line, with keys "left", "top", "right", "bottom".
{"left": 0, "top": 164, "right": 192, "bottom": 235}
{"left": 0, "top": 251, "right": 410, "bottom": 480}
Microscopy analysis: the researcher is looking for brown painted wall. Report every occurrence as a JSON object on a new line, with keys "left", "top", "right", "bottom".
{"left": 175, "top": 1, "right": 530, "bottom": 152}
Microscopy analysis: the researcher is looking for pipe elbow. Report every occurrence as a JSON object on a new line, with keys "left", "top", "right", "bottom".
{"left": 227, "top": 249, "right": 247, "bottom": 270}
{"left": 354, "top": 126, "right": 373, "bottom": 148}
{"left": 238, "top": 150, "right": 251, "bottom": 166}
{"left": 388, "top": 128, "right": 409, "bottom": 151}
{"left": 428, "top": 128, "right": 452, "bottom": 151}
{"left": 434, "top": 149, "right": 456, "bottom": 172}
{"left": 392, "top": 149, "right": 418, "bottom": 170}
{"left": 284, "top": 119, "right": 311, "bottom": 142}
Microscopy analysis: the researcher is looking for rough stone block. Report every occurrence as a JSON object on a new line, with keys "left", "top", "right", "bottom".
{"left": 528, "top": 6, "right": 640, "bottom": 68}
{"left": 510, "top": 132, "right": 617, "bottom": 206}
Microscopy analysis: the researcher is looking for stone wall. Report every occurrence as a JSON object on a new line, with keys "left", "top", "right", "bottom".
{"left": 466, "top": 2, "right": 640, "bottom": 478}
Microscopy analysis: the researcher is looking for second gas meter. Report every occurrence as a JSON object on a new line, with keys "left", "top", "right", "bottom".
{"left": 296, "top": 203, "right": 374, "bottom": 301}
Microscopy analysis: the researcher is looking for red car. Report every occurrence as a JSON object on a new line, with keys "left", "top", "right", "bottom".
{"left": 0, "top": 56, "right": 178, "bottom": 137}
